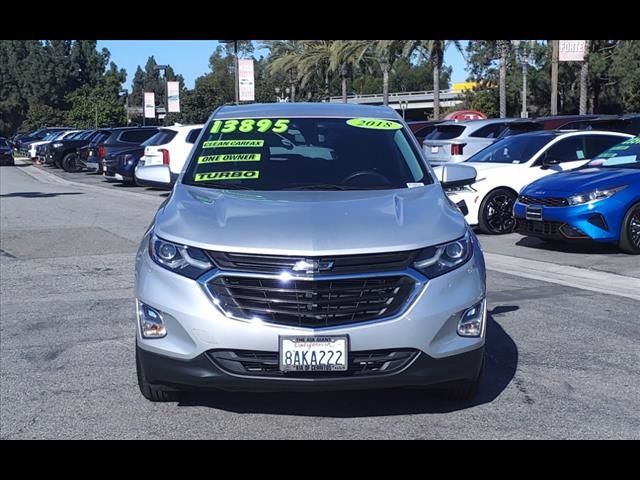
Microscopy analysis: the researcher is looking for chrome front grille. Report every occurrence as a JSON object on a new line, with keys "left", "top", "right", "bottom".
{"left": 206, "top": 274, "right": 416, "bottom": 328}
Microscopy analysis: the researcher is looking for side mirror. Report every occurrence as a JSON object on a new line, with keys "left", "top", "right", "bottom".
{"left": 541, "top": 157, "right": 561, "bottom": 169}
{"left": 437, "top": 164, "right": 477, "bottom": 189}
{"left": 135, "top": 164, "right": 172, "bottom": 189}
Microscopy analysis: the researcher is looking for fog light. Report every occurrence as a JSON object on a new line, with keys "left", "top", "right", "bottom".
{"left": 559, "top": 224, "right": 588, "bottom": 238}
{"left": 137, "top": 301, "right": 166, "bottom": 338}
{"left": 457, "top": 299, "right": 486, "bottom": 337}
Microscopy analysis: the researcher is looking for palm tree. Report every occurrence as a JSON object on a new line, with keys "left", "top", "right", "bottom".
{"left": 263, "top": 40, "right": 303, "bottom": 101}
{"left": 403, "top": 40, "right": 464, "bottom": 119}
{"left": 330, "top": 40, "right": 402, "bottom": 106}
{"left": 497, "top": 40, "right": 510, "bottom": 118}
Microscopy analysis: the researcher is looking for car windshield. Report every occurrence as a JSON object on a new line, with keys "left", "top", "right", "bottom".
{"left": 588, "top": 136, "right": 640, "bottom": 168}
{"left": 183, "top": 117, "right": 431, "bottom": 190}
{"left": 466, "top": 134, "right": 555, "bottom": 164}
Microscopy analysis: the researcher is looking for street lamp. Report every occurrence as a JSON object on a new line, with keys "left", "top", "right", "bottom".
{"left": 220, "top": 40, "right": 239, "bottom": 105}
{"left": 154, "top": 64, "right": 169, "bottom": 124}
{"left": 512, "top": 40, "right": 535, "bottom": 118}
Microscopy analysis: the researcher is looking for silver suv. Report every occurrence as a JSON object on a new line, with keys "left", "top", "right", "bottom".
{"left": 422, "top": 118, "right": 542, "bottom": 164}
{"left": 134, "top": 103, "right": 487, "bottom": 401}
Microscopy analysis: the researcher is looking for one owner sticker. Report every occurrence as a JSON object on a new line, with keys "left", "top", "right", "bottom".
{"left": 194, "top": 170, "right": 260, "bottom": 181}
{"left": 198, "top": 154, "right": 261, "bottom": 163}
{"left": 346, "top": 118, "right": 403, "bottom": 130}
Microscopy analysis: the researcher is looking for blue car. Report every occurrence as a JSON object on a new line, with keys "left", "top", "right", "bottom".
{"left": 514, "top": 136, "right": 640, "bottom": 254}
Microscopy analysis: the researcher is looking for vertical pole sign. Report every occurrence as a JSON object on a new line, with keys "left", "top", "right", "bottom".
{"left": 238, "top": 59, "right": 255, "bottom": 102}
{"left": 144, "top": 92, "right": 156, "bottom": 118}
{"left": 167, "top": 81, "right": 180, "bottom": 113}
{"left": 558, "top": 40, "right": 586, "bottom": 62}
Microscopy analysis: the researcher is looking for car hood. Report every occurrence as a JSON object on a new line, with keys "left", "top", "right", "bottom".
{"left": 523, "top": 167, "right": 640, "bottom": 195}
{"left": 154, "top": 184, "right": 467, "bottom": 256}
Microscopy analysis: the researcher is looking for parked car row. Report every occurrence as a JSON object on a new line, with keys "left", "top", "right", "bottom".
{"left": 11, "top": 112, "right": 640, "bottom": 256}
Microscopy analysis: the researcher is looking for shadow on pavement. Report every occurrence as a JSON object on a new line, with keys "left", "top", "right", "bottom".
{"left": 178, "top": 306, "right": 519, "bottom": 417}
{"left": 516, "top": 236, "right": 620, "bottom": 255}
{"left": 0, "top": 191, "right": 84, "bottom": 198}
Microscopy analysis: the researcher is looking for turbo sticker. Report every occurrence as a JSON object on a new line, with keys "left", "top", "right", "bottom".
{"left": 198, "top": 153, "right": 261, "bottom": 163}
{"left": 194, "top": 170, "right": 260, "bottom": 181}
{"left": 202, "top": 140, "right": 264, "bottom": 148}
{"left": 346, "top": 118, "right": 403, "bottom": 130}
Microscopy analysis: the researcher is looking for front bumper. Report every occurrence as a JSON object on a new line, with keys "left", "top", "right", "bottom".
{"left": 513, "top": 199, "right": 625, "bottom": 243}
{"left": 137, "top": 343, "right": 485, "bottom": 392}
{"left": 135, "top": 232, "right": 487, "bottom": 391}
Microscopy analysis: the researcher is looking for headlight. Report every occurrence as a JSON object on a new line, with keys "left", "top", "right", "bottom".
{"left": 52, "top": 142, "right": 63, "bottom": 148}
{"left": 567, "top": 186, "right": 626, "bottom": 206}
{"left": 413, "top": 229, "right": 474, "bottom": 278}
{"left": 445, "top": 185, "right": 476, "bottom": 193}
{"left": 148, "top": 233, "right": 213, "bottom": 279}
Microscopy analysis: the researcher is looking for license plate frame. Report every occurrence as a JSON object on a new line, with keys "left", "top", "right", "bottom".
{"left": 279, "top": 335, "right": 349, "bottom": 372}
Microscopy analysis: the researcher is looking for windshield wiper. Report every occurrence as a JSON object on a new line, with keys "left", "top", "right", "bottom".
{"left": 282, "top": 183, "right": 354, "bottom": 190}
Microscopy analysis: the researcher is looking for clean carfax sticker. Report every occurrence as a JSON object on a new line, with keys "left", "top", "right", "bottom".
{"left": 198, "top": 154, "right": 261, "bottom": 163}
{"left": 203, "top": 140, "right": 264, "bottom": 148}
{"left": 346, "top": 118, "right": 403, "bottom": 130}
{"left": 195, "top": 170, "right": 260, "bottom": 181}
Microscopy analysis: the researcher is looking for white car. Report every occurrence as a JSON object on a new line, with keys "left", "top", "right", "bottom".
{"left": 134, "top": 124, "right": 203, "bottom": 186}
{"left": 438, "top": 130, "right": 633, "bottom": 234}
{"left": 29, "top": 130, "right": 79, "bottom": 160}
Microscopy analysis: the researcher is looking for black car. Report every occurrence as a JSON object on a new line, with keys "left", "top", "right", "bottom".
{"left": 0, "top": 138, "right": 15, "bottom": 166}
{"left": 75, "top": 130, "right": 113, "bottom": 173}
{"left": 94, "top": 127, "right": 159, "bottom": 174}
{"left": 16, "top": 127, "right": 70, "bottom": 155}
{"left": 45, "top": 130, "right": 97, "bottom": 168}
{"left": 558, "top": 114, "right": 640, "bottom": 135}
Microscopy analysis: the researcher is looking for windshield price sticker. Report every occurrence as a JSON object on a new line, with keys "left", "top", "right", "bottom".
{"left": 203, "top": 140, "right": 264, "bottom": 148}
{"left": 198, "top": 154, "right": 261, "bottom": 164}
{"left": 195, "top": 170, "right": 260, "bottom": 181}
{"left": 346, "top": 118, "right": 403, "bottom": 130}
{"left": 210, "top": 119, "right": 290, "bottom": 134}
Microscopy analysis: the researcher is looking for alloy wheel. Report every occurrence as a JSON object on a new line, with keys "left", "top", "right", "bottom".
{"left": 485, "top": 194, "right": 516, "bottom": 233}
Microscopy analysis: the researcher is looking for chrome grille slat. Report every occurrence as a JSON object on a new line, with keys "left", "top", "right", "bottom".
{"left": 208, "top": 274, "right": 416, "bottom": 328}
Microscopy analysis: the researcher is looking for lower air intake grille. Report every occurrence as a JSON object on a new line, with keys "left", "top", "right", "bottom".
{"left": 209, "top": 349, "right": 419, "bottom": 377}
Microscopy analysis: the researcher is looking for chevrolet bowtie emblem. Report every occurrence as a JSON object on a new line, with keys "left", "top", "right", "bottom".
{"left": 292, "top": 259, "right": 334, "bottom": 274}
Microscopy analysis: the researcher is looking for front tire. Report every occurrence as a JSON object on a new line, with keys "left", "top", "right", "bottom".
{"left": 136, "top": 346, "right": 182, "bottom": 402}
{"left": 478, "top": 188, "right": 518, "bottom": 235}
{"left": 62, "top": 153, "right": 81, "bottom": 172}
{"left": 619, "top": 202, "right": 640, "bottom": 254}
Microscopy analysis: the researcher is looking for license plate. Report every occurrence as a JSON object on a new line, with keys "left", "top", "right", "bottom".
{"left": 430, "top": 146, "right": 439, "bottom": 154}
{"left": 279, "top": 336, "right": 348, "bottom": 372}
{"left": 526, "top": 206, "right": 543, "bottom": 221}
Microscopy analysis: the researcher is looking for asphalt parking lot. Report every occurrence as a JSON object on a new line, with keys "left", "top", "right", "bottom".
{"left": 1, "top": 160, "right": 639, "bottom": 439}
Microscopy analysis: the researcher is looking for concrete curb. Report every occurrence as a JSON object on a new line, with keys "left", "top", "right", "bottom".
{"left": 14, "top": 158, "right": 166, "bottom": 203}
{"left": 485, "top": 252, "right": 640, "bottom": 302}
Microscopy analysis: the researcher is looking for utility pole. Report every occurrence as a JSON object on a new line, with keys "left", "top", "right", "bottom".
{"left": 221, "top": 40, "right": 240, "bottom": 104}
{"left": 551, "top": 40, "right": 559, "bottom": 115}
{"left": 579, "top": 40, "right": 590, "bottom": 115}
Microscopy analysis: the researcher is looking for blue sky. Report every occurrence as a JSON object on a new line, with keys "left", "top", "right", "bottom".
{"left": 97, "top": 40, "right": 469, "bottom": 92}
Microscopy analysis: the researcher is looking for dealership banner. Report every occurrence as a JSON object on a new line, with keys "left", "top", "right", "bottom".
{"left": 144, "top": 92, "right": 156, "bottom": 118}
{"left": 559, "top": 40, "right": 586, "bottom": 62}
{"left": 167, "top": 81, "right": 180, "bottom": 113}
{"left": 238, "top": 59, "right": 255, "bottom": 102}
